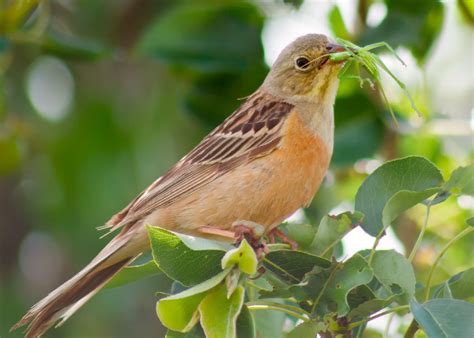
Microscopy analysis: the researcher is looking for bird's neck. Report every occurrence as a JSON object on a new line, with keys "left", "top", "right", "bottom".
{"left": 290, "top": 77, "right": 339, "bottom": 155}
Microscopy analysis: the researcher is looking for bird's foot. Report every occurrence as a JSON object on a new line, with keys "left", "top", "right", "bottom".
{"left": 267, "top": 228, "right": 298, "bottom": 250}
{"left": 232, "top": 221, "right": 268, "bottom": 258}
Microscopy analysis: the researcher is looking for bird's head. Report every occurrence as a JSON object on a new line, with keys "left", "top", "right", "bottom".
{"left": 263, "top": 34, "right": 345, "bottom": 105}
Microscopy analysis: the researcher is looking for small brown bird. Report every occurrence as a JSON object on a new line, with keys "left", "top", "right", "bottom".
{"left": 12, "top": 33, "right": 345, "bottom": 337}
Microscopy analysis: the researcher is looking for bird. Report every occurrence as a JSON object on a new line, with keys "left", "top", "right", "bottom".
{"left": 12, "top": 33, "right": 345, "bottom": 337}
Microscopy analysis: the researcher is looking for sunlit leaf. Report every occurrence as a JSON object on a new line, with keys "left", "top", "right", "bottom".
{"left": 199, "top": 284, "right": 244, "bottom": 338}
{"left": 157, "top": 270, "right": 229, "bottom": 332}
{"left": 221, "top": 239, "right": 257, "bottom": 275}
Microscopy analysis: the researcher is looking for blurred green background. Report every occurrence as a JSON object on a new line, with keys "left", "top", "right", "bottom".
{"left": 0, "top": 0, "right": 472, "bottom": 337}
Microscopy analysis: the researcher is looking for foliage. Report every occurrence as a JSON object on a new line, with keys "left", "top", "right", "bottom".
{"left": 107, "top": 157, "right": 474, "bottom": 338}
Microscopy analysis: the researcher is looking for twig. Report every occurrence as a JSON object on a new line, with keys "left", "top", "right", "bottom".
{"left": 247, "top": 300, "right": 309, "bottom": 322}
{"left": 424, "top": 226, "right": 474, "bottom": 301}
{"left": 407, "top": 203, "right": 432, "bottom": 262}
{"left": 348, "top": 305, "right": 409, "bottom": 330}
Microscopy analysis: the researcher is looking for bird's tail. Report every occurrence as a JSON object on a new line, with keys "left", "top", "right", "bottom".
{"left": 11, "top": 228, "right": 145, "bottom": 338}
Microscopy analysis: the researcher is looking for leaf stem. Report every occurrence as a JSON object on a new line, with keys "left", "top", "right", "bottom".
{"left": 368, "top": 231, "right": 384, "bottom": 266}
{"left": 246, "top": 300, "right": 309, "bottom": 322}
{"left": 348, "top": 305, "right": 409, "bottom": 330}
{"left": 423, "top": 226, "right": 474, "bottom": 301}
{"left": 407, "top": 203, "right": 432, "bottom": 262}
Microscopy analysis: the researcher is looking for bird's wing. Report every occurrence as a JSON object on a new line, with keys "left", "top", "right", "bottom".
{"left": 103, "top": 91, "right": 294, "bottom": 233}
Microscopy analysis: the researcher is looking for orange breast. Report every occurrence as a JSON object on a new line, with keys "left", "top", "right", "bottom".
{"left": 152, "top": 111, "right": 331, "bottom": 238}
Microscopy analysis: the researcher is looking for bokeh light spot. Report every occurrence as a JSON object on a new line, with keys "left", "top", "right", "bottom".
{"left": 26, "top": 56, "right": 75, "bottom": 121}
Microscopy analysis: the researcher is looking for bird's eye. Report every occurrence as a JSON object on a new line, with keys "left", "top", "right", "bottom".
{"left": 295, "top": 56, "right": 311, "bottom": 71}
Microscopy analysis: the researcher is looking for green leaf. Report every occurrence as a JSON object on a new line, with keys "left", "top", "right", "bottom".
{"left": 286, "top": 223, "right": 317, "bottom": 249}
{"left": 467, "top": 217, "right": 474, "bottom": 227}
{"left": 286, "top": 320, "right": 326, "bottom": 338}
{"left": 199, "top": 284, "right": 245, "bottom": 338}
{"left": 177, "top": 233, "right": 232, "bottom": 251}
{"left": 166, "top": 326, "right": 206, "bottom": 338}
{"left": 253, "top": 304, "right": 286, "bottom": 338}
{"left": 42, "top": 33, "right": 108, "bottom": 60}
{"left": 325, "top": 254, "right": 374, "bottom": 316}
{"left": 444, "top": 164, "right": 474, "bottom": 196}
{"left": 147, "top": 226, "right": 225, "bottom": 286}
{"left": 309, "top": 211, "right": 363, "bottom": 257}
{"left": 236, "top": 305, "right": 256, "bottom": 338}
{"left": 136, "top": 2, "right": 264, "bottom": 73}
{"left": 355, "top": 156, "right": 444, "bottom": 236}
{"left": 382, "top": 188, "right": 441, "bottom": 227}
{"left": 263, "top": 250, "right": 331, "bottom": 283}
{"left": 410, "top": 299, "right": 474, "bottom": 338}
{"left": 221, "top": 239, "right": 258, "bottom": 275}
{"left": 371, "top": 250, "right": 416, "bottom": 302}
{"left": 157, "top": 270, "right": 229, "bottom": 332}
{"left": 328, "top": 6, "right": 351, "bottom": 40}
{"left": 349, "top": 296, "right": 398, "bottom": 319}
{"left": 106, "top": 261, "right": 161, "bottom": 289}
{"left": 427, "top": 268, "right": 474, "bottom": 301}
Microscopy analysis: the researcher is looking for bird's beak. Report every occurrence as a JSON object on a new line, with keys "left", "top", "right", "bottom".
{"left": 326, "top": 42, "right": 345, "bottom": 54}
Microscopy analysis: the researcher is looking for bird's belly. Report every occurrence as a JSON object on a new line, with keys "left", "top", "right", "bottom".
{"left": 149, "top": 113, "right": 332, "bottom": 238}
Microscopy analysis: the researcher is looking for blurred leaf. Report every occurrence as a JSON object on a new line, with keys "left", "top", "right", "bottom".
{"left": 410, "top": 299, "right": 474, "bottom": 338}
{"left": 42, "top": 33, "right": 109, "bottom": 60}
{"left": 263, "top": 250, "right": 331, "bottom": 283}
{"left": 360, "top": 0, "right": 444, "bottom": 62}
{"left": 0, "top": 0, "right": 39, "bottom": 33}
{"left": 443, "top": 164, "right": 474, "bottom": 196}
{"left": 467, "top": 217, "right": 474, "bottom": 227}
{"left": 309, "top": 211, "right": 363, "bottom": 257}
{"left": 199, "top": 284, "right": 244, "bottom": 338}
{"left": 148, "top": 226, "right": 225, "bottom": 286}
{"left": 328, "top": 6, "right": 351, "bottom": 40}
{"left": 324, "top": 254, "right": 374, "bottom": 316}
{"left": 236, "top": 305, "right": 256, "bottom": 338}
{"left": 371, "top": 250, "right": 416, "bottom": 302}
{"left": 221, "top": 239, "right": 258, "bottom": 275}
{"left": 157, "top": 270, "right": 229, "bottom": 332}
{"left": 283, "top": 0, "right": 304, "bottom": 9}
{"left": 136, "top": 2, "right": 264, "bottom": 73}
{"left": 355, "top": 156, "right": 444, "bottom": 236}
{"left": 106, "top": 261, "right": 161, "bottom": 289}
{"left": 183, "top": 71, "right": 266, "bottom": 125}
{"left": 333, "top": 93, "right": 383, "bottom": 166}
{"left": 0, "top": 37, "right": 9, "bottom": 53}
{"left": 287, "top": 320, "right": 326, "bottom": 338}
{"left": 0, "top": 133, "right": 21, "bottom": 175}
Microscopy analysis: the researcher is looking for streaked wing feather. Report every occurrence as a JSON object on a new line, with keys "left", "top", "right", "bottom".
{"left": 104, "top": 91, "right": 294, "bottom": 232}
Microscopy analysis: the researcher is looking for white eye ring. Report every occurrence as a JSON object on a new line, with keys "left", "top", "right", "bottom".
{"left": 294, "top": 56, "right": 312, "bottom": 71}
